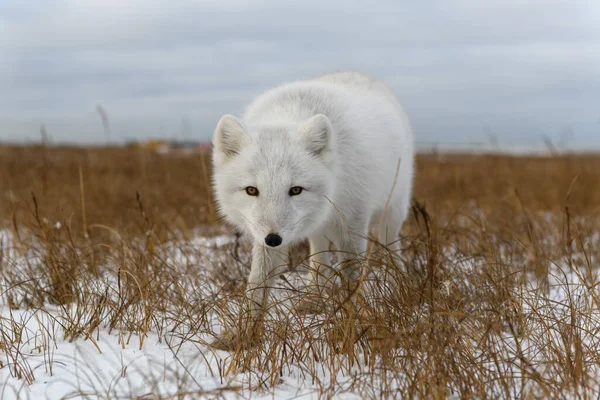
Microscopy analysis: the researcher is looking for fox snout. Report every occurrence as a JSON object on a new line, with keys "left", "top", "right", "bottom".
{"left": 264, "top": 233, "right": 283, "bottom": 247}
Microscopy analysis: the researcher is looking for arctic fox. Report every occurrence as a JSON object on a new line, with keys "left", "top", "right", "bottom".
{"left": 212, "top": 71, "right": 414, "bottom": 329}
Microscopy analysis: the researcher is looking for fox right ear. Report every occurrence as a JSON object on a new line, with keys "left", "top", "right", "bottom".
{"left": 213, "top": 115, "right": 250, "bottom": 161}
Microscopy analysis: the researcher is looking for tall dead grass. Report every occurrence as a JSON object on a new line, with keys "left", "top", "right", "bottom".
{"left": 1, "top": 145, "right": 600, "bottom": 398}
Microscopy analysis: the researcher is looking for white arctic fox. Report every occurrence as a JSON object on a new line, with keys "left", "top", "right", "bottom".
{"left": 212, "top": 71, "right": 414, "bottom": 326}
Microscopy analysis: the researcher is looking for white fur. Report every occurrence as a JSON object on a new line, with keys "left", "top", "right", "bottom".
{"left": 212, "top": 71, "right": 414, "bottom": 316}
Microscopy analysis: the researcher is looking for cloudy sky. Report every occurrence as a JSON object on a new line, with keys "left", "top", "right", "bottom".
{"left": 1, "top": 0, "right": 599, "bottom": 149}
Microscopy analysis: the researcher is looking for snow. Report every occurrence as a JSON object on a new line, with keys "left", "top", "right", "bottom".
{"left": 0, "top": 229, "right": 355, "bottom": 399}
{"left": 0, "top": 316, "right": 319, "bottom": 399}
{"left": 0, "top": 306, "right": 370, "bottom": 399}
{"left": 2, "top": 227, "right": 600, "bottom": 398}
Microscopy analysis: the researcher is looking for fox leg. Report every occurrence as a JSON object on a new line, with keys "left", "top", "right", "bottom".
{"left": 246, "top": 243, "right": 288, "bottom": 319}
{"left": 211, "top": 243, "right": 287, "bottom": 350}
{"left": 295, "top": 234, "right": 332, "bottom": 314}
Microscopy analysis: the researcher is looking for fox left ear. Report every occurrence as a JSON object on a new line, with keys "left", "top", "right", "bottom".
{"left": 298, "top": 114, "right": 333, "bottom": 157}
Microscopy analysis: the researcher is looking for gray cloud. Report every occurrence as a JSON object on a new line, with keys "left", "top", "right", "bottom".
{"left": 1, "top": 0, "right": 599, "bottom": 148}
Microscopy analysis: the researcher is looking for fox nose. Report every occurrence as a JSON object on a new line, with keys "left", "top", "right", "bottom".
{"left": 265, "top": 233, "right": 282, "bottom": 247}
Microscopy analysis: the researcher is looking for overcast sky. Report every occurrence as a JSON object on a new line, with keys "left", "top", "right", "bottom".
{"left": 1, "top": 0, "right": 599, "bottom": 149}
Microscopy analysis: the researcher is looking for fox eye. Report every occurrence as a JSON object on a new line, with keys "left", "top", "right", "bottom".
{"left": 289, "top": 186, "right": 303, "bottom": 196}
{"left": 245, "top": 186, "right": 259, "bottom": 196}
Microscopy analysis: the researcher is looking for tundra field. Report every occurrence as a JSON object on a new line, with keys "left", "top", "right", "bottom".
{"left": 1, "top": 145, "right": 600, "bottom": 399}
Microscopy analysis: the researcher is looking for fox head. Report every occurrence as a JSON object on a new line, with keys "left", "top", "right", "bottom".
{"left": 211, "top": 114, "right": 336, "bottom": 248}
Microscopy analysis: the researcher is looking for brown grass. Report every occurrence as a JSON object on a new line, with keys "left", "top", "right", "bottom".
{"left": 1, "top": 144, "right": 600, "bottom": 398}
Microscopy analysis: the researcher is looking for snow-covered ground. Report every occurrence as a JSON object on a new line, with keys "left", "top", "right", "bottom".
{"left": 0, "top": 229, "right": 362, "bottom": 399}
{"left": 2, "top": 227, "right": 600, "bottom": 399}
{"left": 0, "top": 311, "right": 332, "bottom": 400}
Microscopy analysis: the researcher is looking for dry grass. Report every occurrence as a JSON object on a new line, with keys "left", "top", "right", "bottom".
{"left": 1, "top": 144, "right": 600, "bottom": 398}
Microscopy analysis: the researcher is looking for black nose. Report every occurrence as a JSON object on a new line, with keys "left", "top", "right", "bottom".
{"left": 265, "top": 233, "right": 282, "bottom": 247}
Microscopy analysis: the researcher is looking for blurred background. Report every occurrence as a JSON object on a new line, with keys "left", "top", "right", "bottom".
{"left": 1, "top": 0, "right": 599, "bottom": 152}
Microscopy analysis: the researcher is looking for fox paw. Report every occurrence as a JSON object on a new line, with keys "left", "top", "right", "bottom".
{"left": 294, "top": 287, "right": 327, "bottom": 314}
{"left": 209, "top": 328, "right": 260, "bottom": 351}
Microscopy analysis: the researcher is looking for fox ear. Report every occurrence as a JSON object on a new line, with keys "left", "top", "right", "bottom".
{"left": 213, "top": 115, "right": 250, "bottom": 161}
{"left": 298, "top": 114, "right": 333, "bottom": 157}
